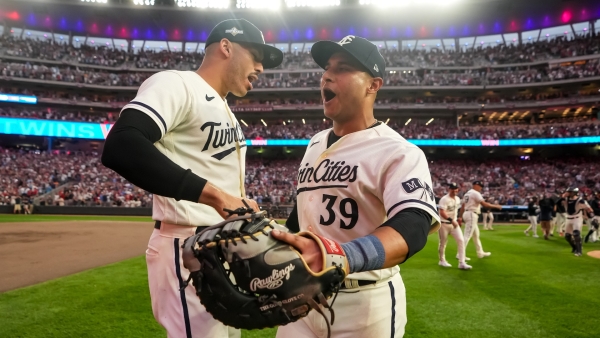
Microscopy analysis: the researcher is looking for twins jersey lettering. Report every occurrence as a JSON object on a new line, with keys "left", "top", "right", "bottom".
{"left": 121, "top": 70, "right": 246, "bottom": 226}
{"left": 462, "top": 189, "right": 484, "bottom": 214}
{"left": 438, "top": 195, "right": 461, "bottom": 222}
{"left": 296, "top": 124, "right": 440, "bottom": 281}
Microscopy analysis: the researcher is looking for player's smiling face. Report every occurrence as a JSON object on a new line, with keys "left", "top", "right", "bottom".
{"left": 321, "top": 52, "right": 373, "bottom": 122}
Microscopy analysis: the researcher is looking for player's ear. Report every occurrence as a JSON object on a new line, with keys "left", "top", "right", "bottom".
{"left": 219, "top": 38, "right": 233, "bottom": 58}
{"left": 367, "top": 77, "right": 383, "bottom": 94}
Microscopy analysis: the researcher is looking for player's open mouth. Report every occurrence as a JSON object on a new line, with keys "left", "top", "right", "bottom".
{"left": 322, "top": 88, "right": 336, "bottom": 103}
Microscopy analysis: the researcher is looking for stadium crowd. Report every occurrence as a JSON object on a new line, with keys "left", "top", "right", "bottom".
{"left": 2, "top": 31, "right": 600, "bottom": 69}
{"left": 2, "top": 148, "right": 599, "bottom": 211}
{"left": 2, "top": 59, "right": 599, "bottom": 88}
{"left": 0, "top": 148, "right": 152, "bottom": 208}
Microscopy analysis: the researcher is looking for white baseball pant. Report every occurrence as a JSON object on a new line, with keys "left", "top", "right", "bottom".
{"left": 482, "top": 212, "right": 494, "bottom": 230}
{"left": 590, "top": 216, "right": 600, "bottom": 242}
{"left": 525, "top": 215, "right": 538, "bottom": 236}
{"left": 276, "top": 273, "right": 406, "bottom": 338}
{"left": 146, "top": 223, "right": 240, "bottom": 338}
{"left": 555, "top": 213, "right": 567, "bottom": 233}
{"left": 565, "top": 215, "right": 583, "bottom": 234}
{"left": 462, "top": 211, "right": 485, "bottom": 255}
{"left": 438, "top": 222, "right": 466, "bottom": 263}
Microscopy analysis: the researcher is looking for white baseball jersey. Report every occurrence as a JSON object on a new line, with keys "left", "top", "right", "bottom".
{"left": 296, "top": 124, "right": 440, "bottom": 281}
{"left": 462, "top": 189, "right": 484, "bottom": 214}
{"left": 438, "top": 195, "right": 461, "bottom": 222}
{"left": 121, "top": 70, "right": 246, "bottom": 226}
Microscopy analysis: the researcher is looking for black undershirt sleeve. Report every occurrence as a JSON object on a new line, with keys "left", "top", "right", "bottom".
{"left": 380, "top": 207, "right": 432, "bottom": 263}
{"left": 101, "top": 109, "right": 207, "bottom": 202}
{"left": 285, "top": 203, "right": 299, "bottom": 233}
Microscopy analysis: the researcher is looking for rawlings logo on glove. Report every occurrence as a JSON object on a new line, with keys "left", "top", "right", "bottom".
{"left": 180, "top": 202, "right": 347, "bottom": 338}
{"left": 250, "top": 264, "right": 296, "bottom": 291}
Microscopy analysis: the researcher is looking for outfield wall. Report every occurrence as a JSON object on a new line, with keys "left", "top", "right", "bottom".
{"left": 0, "top": 205, "right": 152, "bottom": 216}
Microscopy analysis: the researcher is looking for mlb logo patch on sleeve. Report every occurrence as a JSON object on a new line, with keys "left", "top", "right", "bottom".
{"left": 402, "top": 178, "right": 434, "bottom": 201}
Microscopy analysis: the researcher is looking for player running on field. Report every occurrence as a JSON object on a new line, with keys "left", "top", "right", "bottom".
{"left": 272, "top": 35, "right": 440, "bottom": 337}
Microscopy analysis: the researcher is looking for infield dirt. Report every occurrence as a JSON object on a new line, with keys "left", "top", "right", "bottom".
{"left": 0, "top": 221, "right": 152, "bottom": 292}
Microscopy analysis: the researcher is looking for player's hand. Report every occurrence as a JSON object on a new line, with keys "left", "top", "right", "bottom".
{"left": 271, "top": 229, "right": 323, "bottom": 273}
{"left": 451, "top": 220, "right": 459, "bottom": 229}
{"left": 199, "top": 183, "right": 259, "bottom": 219}
{"left": 457, "top": 217, "right": 463, "bottom": 227}
{"left": 494, "top": 204, "right": 503, "bottom": 211}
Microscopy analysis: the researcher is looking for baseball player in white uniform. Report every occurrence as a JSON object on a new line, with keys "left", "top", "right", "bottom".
{"left": 272, "top": 36, "right": 440, "bottom": 337}
{"left": 563, "top": 187, "right": 594, "bottom": 256}
{"left": 102, "top": 19, "right": 283, "bottom": 338}
{"left": 482, "top": 199, "right": 495, "bottom": 230}
{"left": 460, "top": 181, "right": 502, "bottom": 259}
{"left": 438, "top": 183, "right": 471, "bottom": 270}
{"left": 584, "top": 191, "right": 600, "bottom": 243}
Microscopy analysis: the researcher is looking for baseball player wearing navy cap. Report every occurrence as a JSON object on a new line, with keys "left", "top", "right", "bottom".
{"left": 459, "top": 181, "right": 502, "bottom": 259}
{"left": 102, "top": 18, "right": 282, "bottom": 338}
{"left": 438, "top": 183, "right": 471, "bottom": 270}
{"left": 272, "top": 35, "right": 440, "bottom": 337}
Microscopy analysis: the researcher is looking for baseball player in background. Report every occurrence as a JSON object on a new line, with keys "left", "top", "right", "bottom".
{"left": 482, "top": 198, "right": 495, "bottom": 230}
{"left": 554, "top": 190, "right": 568, "bottom": 236}
{"left": 438, "top": 183, "right": 471, "bottom": 270}
{"left": 584, "top": 191, "right": 600, "bottom": 243}
{"left": 524, "top": 196, "right": 540, "bottom": 237}
{"left": 562, "top": 187, "right": 594, "bottom": 256}
{"left": 102, "top": 19, "right": 283, "bottom": 338}
{"left": 460, "top": 181, "right": 502, "bottom": 259}
{"left": 272, "top": 35, "right": 440, "bottom": 337}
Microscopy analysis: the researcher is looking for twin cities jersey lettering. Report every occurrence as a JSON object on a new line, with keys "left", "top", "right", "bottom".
{"left": 462, "top": 189, "right": 484, "bottom": 214}
{"left": 438, "top": 195, "right": 461, "bottom": 222}
{"left": 122, "top": 70, "right": 246, "bottom": 226}
{"left": 296, "top": 124, "right": 440, "bottom": 282}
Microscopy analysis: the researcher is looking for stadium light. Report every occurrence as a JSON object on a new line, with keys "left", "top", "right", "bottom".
{"left": 286, "top": 0, "right": 340, "bottom": 7}
{"left": 82, "top": 0, "right": 108, "bottom": 3}
{"left": 133, "top": 0, "right": 155, "bottom": 5}
{"left": 237, "top": 0, "right": 281, "bottom": 9}
{"left": 177, "top": 0, "right": 229, "bottom": 8}
{"left": 240, "top": 119, "right": 248, "bottom": 126}
{"left": 426, "top": 118, "right": 434, "bottom": 125}
{"left": 359, "top": 0, "right": 462, "bottom": 7}
{"left": 261, "top": 119, "right": 267, "bottom": 126}
{"left": 405, "top": 118, "right": 411, "bottom": 126}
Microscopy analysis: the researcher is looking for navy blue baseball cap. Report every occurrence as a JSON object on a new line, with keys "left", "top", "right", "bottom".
{"left": 311, "top": 35, "right": 385, "bottom": 78}
{"left": 206, "top": 19, "right": 283, "bottom": 69}
{"left": 472, "top": 180, "right": 483, "bottom": 187}
{"left": 448, "top": 182, "right": 459, "bottom": 190}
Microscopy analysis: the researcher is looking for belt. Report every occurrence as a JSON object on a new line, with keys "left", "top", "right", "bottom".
{"left": 154, "top": 221, "right": 206, "bottom": 235}
{"left": 340, "top": 279, "right": 377, "bottom": 289}
{"left": 466, "top": 210, "right": 480, "bottom": 215}
{"left": 567, "top": 216, "right": 581, "bottom": 220}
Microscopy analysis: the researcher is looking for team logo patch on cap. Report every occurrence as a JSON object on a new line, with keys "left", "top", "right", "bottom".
{"left": 225, "top": 27, "right": 243, "bottom": 36}
{"left": 402, "top": 178, "right": 434, "bottom": 201}
{"left": 374, "top": 64, "right": 379, "bottom": 72}
{"left": 338, "top": 35, "right": 355, "bottom": 46}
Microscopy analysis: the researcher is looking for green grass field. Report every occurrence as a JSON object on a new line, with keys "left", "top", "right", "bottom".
{"left": 1, "top": 215, "right": 599, "bottom": 337}
{"left": 0, "top": 214, "right": 152, "bottom": 223}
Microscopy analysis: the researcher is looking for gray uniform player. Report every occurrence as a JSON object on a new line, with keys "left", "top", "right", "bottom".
{"left": 102, "top": 19, "right": 283, "bottom": 338}
{"left": 563, "top": 187, "right": 594, "bottom": 256}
